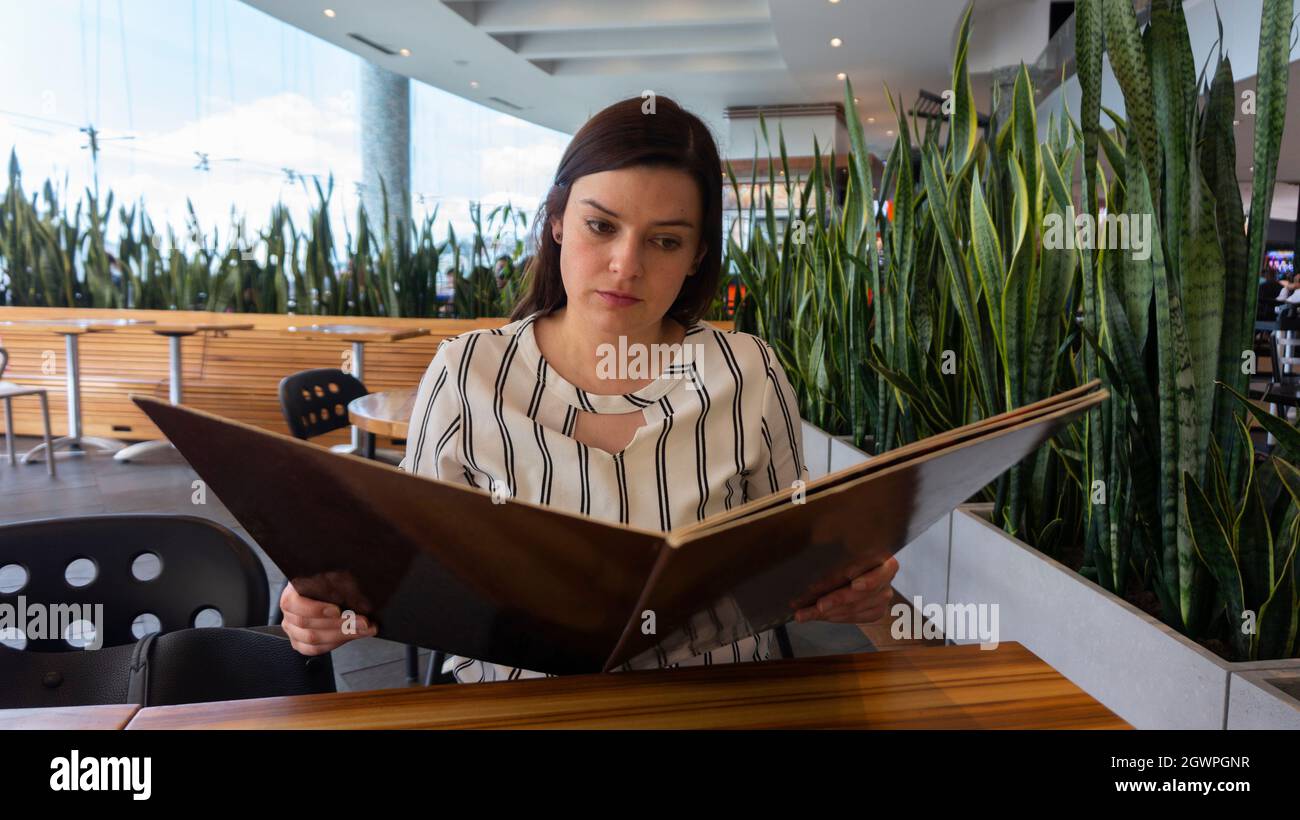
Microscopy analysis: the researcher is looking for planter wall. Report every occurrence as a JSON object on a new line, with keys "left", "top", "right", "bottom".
{"left": 890, "top": 513, "right": 953, "bottom": 619}
{"left": 829, "top": 434, "right": 869, "bottom": 473}
{"left": 799, "top": 421, "right": 953, "bottom": 630}
{"left": 1226, "top": 666, "right": 1300, "bottom": 730}
{"left": 799, "top": 423, "right": 876, "bottom": 479}
{"left": 945, "top": 507, "right": 1300, "bottom": 729}
{"left": 801, "top": 421, "right": 832, "bottom": 481}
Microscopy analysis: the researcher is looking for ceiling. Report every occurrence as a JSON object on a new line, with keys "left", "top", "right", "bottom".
{"left": 239, "top": 0, "right": 1046, "bottom": 154}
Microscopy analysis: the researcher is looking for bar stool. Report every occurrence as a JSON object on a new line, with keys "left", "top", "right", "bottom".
{"left": 0, "top": 349, "right": 55, "bottom": 478}
{"left": 114, "top": 323, "right": 252, "bottom": 463}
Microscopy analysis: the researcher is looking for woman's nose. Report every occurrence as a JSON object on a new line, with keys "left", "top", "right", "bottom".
{"left": 608, "top": 234, "right": 645, "bottom": 277}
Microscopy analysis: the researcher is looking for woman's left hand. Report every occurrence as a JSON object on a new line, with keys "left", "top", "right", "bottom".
{"left": 794, "top": 556, "right": 900, "bottom": 624}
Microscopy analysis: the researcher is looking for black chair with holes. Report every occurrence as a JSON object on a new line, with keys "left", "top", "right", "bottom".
{"left": 278, "top": 367, "right": 404, "bottom": 463}
{"left": 1256, "top": 313, "right": 1300, "bottom": 452}
{"left": 276, "top": 368, "right": 435, "bottom": 683}
{"left": 0, "top": 514, "right": 335, "bottom": 708}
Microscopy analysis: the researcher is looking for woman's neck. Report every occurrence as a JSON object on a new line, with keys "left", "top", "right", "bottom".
{"left": 535, "top": 306, "right": 688, "bottom": 396}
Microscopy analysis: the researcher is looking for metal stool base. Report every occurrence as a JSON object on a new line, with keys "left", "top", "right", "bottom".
{"left": 113, "top": 438, "right": 184, "bottom": 463}
{"left": 22, "top": 435, "right": 125, "bottom": 463}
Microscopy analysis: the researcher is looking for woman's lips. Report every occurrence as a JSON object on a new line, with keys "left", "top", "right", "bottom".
{"left": 597, "top": 290, "right": 641, "bottom": 307}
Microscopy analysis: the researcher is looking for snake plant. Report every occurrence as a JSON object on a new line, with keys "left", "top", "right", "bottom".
{"left": 0, "top": 153, "right": 527, "bottom": 319}
{"left": 1076, "top": 0, "right": 1293, "bottom": 642}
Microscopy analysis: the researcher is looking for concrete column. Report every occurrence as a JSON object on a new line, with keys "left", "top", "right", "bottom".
{"left": 360, "top": 62, "right": 411, "bottom": 250}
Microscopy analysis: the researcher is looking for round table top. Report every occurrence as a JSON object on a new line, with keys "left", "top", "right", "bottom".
{"left": 284, "top": 324, "right": 430, "bottom": 344}
{"left": 0, "top": 318, "right": 156, "bottom": 335}
{"left": 348, "top": 387, "right": 416, "bottom": 438}
{"left": 141, "top": 322, "right": 254, "bottom": 336}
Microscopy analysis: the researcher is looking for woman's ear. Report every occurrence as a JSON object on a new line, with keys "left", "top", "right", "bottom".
{"left": 689, "top": 242, "right": 708, "bottom": 275}
{"left": 549, "top": 215, "right": 563, "bottom": 245}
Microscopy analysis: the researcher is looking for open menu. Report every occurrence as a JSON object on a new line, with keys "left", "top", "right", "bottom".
{"left": 132, "top": 382, "right": 1106, "bottom": 674}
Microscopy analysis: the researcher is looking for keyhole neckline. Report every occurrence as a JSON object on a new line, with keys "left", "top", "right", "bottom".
{"left": 516, "top": 311, "right": 706, "bottom": 414}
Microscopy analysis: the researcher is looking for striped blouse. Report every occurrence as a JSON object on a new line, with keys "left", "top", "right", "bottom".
{"left": 399, "top": 310, "right": 808, "bottom": 683}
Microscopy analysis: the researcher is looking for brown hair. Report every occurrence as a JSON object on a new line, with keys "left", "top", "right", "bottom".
{"left": 509, "top": 94, "right": 723, "bottom": 326}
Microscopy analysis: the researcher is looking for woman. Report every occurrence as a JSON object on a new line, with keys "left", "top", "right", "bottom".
{"left": 280, "top": 95, "right": 900, "bottom": 680}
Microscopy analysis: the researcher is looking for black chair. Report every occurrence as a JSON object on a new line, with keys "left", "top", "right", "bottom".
{"left": 277, "top": 368, "right": 439, "bottom": 683}
{"left": 0, "top": 514, "right": 269, "bottom": 650}
{"left": 1252, "top": 314, "right": 1300, "bottom": 455}
{"left": 278, "top": 368, "right": 373, "bottom": 452}
{"left": 0, "top": 514, "right": 335, "bottom": 708}
{"left": 278, "top": 368, "right": 404, "bottom": 465}
{"left": 1263, "top": 314, "right": 1300, "bottom": 389}
{"left": 0, "top": 626, "right": 335, "bottom": 709}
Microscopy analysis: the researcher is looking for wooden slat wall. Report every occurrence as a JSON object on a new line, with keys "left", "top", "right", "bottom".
{"left": 0, "top": 307, "right": 733, "bottom": 446}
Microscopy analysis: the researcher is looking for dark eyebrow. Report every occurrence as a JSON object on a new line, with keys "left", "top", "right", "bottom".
{"left": 578, "top": 198, "right": 695, "bottom": 229}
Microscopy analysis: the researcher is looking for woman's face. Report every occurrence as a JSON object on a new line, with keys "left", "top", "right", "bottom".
{"left": 550, "top": 165, "right": 706, "bottom": 333}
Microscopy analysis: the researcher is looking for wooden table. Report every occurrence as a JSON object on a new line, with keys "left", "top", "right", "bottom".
{"left": 284, "top": 324, "right": 429, "bottom": 452}
{"left": 348, "top": 386, "right": 416, "bottom": 439}
{"left": 123, "top": 643, "right": 1131, "bottom": 730}
{"left": 0, "top": 704, "right": 139, "bottom": 730}
{"left": 114, "top": 322, "right": 254, "bottom": 463}
{"left": 0, "top": 318, "right": 155, "bottom": 461}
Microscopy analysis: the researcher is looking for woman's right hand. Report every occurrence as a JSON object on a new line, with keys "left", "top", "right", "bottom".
{"left": 280, "top": 581, "right": 379, "bottom": 655}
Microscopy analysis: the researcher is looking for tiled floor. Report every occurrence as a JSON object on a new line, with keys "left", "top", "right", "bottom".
{"left": 0, "top": 434, "right": 940, "bottom": 694}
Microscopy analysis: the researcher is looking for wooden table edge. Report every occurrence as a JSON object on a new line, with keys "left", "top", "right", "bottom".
{"left": 0, "top": 703, "right": 140, "bottom": 730}
{"left": 282, "top": 326, "right": 432, "bottom": 343}
{"left": 120, "top": 322, "right": 257, "bottom": 335}
{"left": 122, "top": 643, "right": 1132, "bottom": 730}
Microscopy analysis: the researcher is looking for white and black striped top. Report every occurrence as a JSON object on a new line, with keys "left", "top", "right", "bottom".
{"left": 399, "top": 311, "right": 808, "bottom": 683}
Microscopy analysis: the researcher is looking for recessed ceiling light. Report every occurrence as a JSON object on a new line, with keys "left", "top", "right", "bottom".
{"left": 829, "top": 0, "right": 840, "bottom": 4}
{"left": 886, "top": 129, "right": 894, "bottom": 135}
{"left": 854, "top": 97, "right": 860, "bottom": 103}
{"left": 399, "top": 48, "right": 411, "bottom": 56}
{"left": 867, "top": 116, "right": 876, "bottom": 123}
{"left": 470, "top": 80, "right": 480, "bottom": 89}
{"left": 836, "top": 72, "right": 846, "bottom": 81}
{"left": 831, "top": 38, "right": 842, "bottom": 47}
{"left": 323, "top": 8, "right": 335, "bottom": 17}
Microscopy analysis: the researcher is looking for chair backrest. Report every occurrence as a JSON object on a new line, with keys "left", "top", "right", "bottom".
{"left": 0, "top": 625, "right": 335, "bottom": 709}
{"left": 0, "top": 347, "right": 8, "bottom": 379}
{"left": 0, "top": 514, "right": 269, "bottom": 653}
{"left": 1269, "top": 315, "right": 1300, "bottom": 386}
{"left": 278, "top": 368, "right": 369, "bottom": 440}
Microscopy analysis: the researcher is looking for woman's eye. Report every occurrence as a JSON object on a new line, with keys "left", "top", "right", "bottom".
{"left": 585, "top": 219, "right": 613, "bottom": 235}
{"left": 655, "top": 237, "right": 682, "bottom": 251}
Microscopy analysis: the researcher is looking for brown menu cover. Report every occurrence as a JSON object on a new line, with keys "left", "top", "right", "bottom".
{"left": 131, "top": 383, "right": 1106, "bottom": 674}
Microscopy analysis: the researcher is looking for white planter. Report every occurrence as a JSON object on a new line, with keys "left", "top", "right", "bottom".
{"left": 801, "top": 421, "right": 832, "bottom": 481}
{"left": 892, "top": 513, "right": 953, "bottom": 614}
{"left": 798, "top": 420, "right": 1300, "bottom": 727}
{"left": 829, "top": 434, "right": 871, "bottom": 473}
{"left": 1227, "top": 666, "right": 1300, "bottom": 729}
{"left": 799, "top": 423, "right": 871, "bottom": 478}
{"left": 801, "top": 424, "right": 951, "bottom": 630}
{"left": 946, "top": 506, "right": 1300, "bottom": 729}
